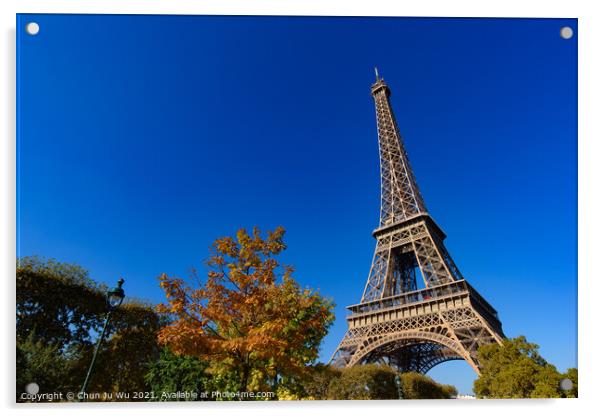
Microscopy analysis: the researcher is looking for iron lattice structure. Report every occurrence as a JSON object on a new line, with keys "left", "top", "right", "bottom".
{"left": 330, "top": 72, "right": 505, "bottom": 374}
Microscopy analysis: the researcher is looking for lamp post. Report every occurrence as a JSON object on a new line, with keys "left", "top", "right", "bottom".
{"left": 78, "top": 278, "right": 125, "bottom": 401}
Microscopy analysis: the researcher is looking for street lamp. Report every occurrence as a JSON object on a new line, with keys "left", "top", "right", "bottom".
{"left": 78, "top": 278, "right": 125, "bottom": 401}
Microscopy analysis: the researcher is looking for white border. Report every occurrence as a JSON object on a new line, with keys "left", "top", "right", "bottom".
{"left": 2, "top": 1, "right": 600, "bottom": 416}
{"left": 4, "top": 0, "right": 587, "bottom": 17}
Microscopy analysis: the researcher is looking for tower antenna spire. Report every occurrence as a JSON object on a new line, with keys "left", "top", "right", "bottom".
{"left": 374, "top": 67, "right": 380, "bottom": 81}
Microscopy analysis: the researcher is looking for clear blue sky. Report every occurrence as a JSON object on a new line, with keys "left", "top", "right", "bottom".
{"left": 17, "top": 14, "right": 577, "bottom": 395}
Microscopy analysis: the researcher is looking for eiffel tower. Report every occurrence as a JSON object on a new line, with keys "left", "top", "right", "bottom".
{"left": 330, "top": 70, "right": 505, "bottom": 374}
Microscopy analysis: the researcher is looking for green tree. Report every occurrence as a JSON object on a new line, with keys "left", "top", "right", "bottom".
{"left": 16, "top": 256, "right": 162, "bottom": 401}
{"left": 327, "top": 364, "right": 399, "bottom": 400}
{"left": 17, "top": 256, "right": 104, "bottom": 348}
{"left": 16, "top": 332, "right": 75, "bottom": 400}
{"left": 473, "top": 336, "right": 572, "bottom": 398}
{"left": 398, "top": 372, "right": 458, "bottom": 399}
{"left": 440, "top": 383, "right": 458, "bottom": 398}
{"left": 279, "top": 363, "right": 341, "bottom": 400}
{"left": 562, "top": 368, "right": 578, "bottom": 398}
{"left": 145, "top": 348, "right": 213, "bottom": 400}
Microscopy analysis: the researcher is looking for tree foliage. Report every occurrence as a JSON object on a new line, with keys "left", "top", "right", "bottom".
{"left": 145, "top": 348, "right": 213, "bottom": 400}
{"left": 327, "top": 364, "right": 399, "bottom": 400}
{"left": 563, "top": 368, "right": 578, "bottom": 398}
{"left": 324, "top": 365, "right": 458, "bottom": 400}
{"left": 398, "top": 372, "right": 457, "bottom": 399}
{"left": 16, "top": 256, "right": 161, "bottom": 400}
{"left": 156, "top": 227, "right": 335, "bottom": 395}
{"left": 17, "top": 256, "right": 103, "bottom": 348}
{"left": 474, "top": 336, "right": 576, "bottom": 399}
{"left": 298, "top": 363, "right": 342, "bottom": 400}
{"left": 276, "top": 363, "right": 342, "bottom": 400}
{"left": 16, "top": 332, "right": 75, "bottom": 398}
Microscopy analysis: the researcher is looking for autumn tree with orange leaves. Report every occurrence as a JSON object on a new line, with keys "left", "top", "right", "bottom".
{"left": 156, "top": 227, "right": 335, "bottom": 395}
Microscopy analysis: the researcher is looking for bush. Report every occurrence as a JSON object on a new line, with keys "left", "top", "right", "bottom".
{"left": 322, "top": 364, "right": 458, "bottom": 400}
{"left": 398, "top": 372, "right": 457, "bottom": 399}
{"left": 327, "top": 364, "right": 398, "bottom": 400}
{"left": 282, "top": 363, "right": 342, "bottom": 400}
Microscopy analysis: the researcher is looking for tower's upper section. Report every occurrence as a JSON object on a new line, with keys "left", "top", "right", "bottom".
{"left": 371, "top": 71, "right": 427, "bottom": 227}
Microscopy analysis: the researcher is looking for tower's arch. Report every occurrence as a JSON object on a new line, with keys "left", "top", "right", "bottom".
{"left": 348, "top": 330, "right": 479, "bottom": 374}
